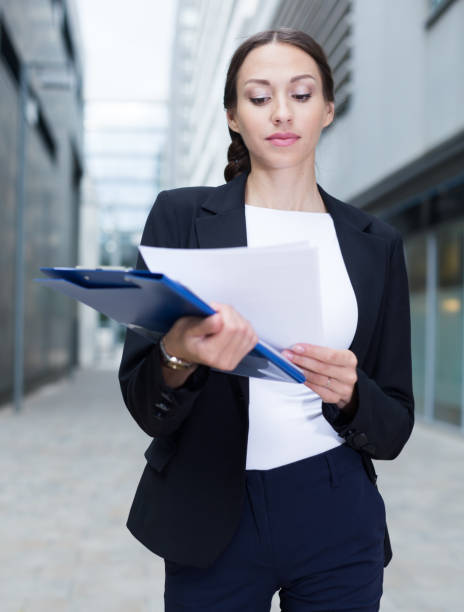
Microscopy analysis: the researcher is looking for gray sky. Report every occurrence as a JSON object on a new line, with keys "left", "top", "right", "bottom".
{"left": 75, "top": 0, "right": 177, "bottom": 102}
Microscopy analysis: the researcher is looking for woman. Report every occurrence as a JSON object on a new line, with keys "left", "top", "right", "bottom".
{"left": 119, "top": 28, "right": 414, "bottom": 611}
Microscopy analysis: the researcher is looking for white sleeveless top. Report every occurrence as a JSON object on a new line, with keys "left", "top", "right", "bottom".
{"left": 244, "top": 203, "right": 358, "bottom": 470}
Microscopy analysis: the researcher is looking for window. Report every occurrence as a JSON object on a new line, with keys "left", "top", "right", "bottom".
{"left": 434, "top": 223, "right": 463, "bottom": 426}
{"left": 405, "top": 235, "right": 428, "bottom": 416}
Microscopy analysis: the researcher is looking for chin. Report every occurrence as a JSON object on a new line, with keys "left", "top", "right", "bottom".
{"left": 270, "top": 154, "right": 309, "bottom": 168}
{"left": 252, "top": 152, "right": 296, "bottom": 167}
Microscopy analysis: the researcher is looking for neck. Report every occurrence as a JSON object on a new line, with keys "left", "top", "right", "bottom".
{"left": 244, "top": 163, "right": 327, "bottom": 213}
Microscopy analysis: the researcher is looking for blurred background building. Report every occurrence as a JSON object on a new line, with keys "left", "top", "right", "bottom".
{"left": 85, "top": 100, "right": 166, "bottom": 270}
{"left": 84, "top": 99, "right": 167, "bottom": 353}
{"left": 2, "top": 0, "right": 464, "bottom": 437}
{"left": 168, "top": 0, "right": 464, "bottom": 434}
{"left": 77, "top": 0, "right": 174, "bottom": 360}
{"left": 0, "top": 0, "right": 174, "bottom": 407}
{"left": 0, "top": 0, "right": 84, "bottom": 405}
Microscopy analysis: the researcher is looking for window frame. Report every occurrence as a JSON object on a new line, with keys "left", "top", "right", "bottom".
{"left": 425, "top": 0, "right": 459, "bottom": 29}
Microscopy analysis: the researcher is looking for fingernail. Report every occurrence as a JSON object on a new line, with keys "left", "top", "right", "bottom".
{"left": 292, "top": 345, "right": 304, "bottom": 353}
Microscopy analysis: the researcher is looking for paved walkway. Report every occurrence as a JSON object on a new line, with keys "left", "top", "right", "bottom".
{"left": 0, "top": 367, "right": 463, "bottom": 611}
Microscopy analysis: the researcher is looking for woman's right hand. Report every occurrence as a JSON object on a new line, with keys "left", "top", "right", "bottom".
{"left": 162, "top": 301, "right": 259, "bottom": 372}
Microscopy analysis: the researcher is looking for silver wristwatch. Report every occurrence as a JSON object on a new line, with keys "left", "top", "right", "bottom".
{"left": 159, "top": 336, "right": 195, "bottom": 370}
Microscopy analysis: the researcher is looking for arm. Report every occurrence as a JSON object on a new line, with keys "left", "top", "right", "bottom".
{"left": 322, "top": 234, "right": 415, "bottom": 460}
{"left": 118, "top": 191, "right": 211, "bottom": 437}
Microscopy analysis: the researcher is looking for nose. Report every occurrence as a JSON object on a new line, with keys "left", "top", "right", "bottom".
{"left": 270, "top": 93, "right": 293, "bottom": 124}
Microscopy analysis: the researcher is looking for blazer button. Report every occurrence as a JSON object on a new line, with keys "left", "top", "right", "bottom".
{"left": 154, "top": 402, "right": 170, "bottom": 419}
{"left": 352, "top": 432, "right": 368, "bottom": 449}
{"left": 343, "top": 428, "right": 355, "bottom": 440}
{"left": 160, "top": 391, "right": 174, "bottom": 405}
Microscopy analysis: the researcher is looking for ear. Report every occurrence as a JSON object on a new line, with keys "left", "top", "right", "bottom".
{"left": 322, "top": 101, "right": 335, "bottom": 128}
{"left": 226, "top": 108, "right": 240, "bottom": 134}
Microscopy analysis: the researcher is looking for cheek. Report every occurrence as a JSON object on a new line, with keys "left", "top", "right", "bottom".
{"left": 308, "top": 105, "right": 329, "bottom": 128}
{"left": 301, "top": 111, "right": 326, "bottom": 140}
{"left": 233, "top": 107, "right": 255, "bottom": 139}
{"left": 238, "top": 115, "right": 263, "bottom": 147}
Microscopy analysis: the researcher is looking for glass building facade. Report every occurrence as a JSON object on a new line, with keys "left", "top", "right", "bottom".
{"left": 405, "top": 215, "right": 464, "bottom": 430}
{"left": 0, "top": 1, "right": 84, "bottom": 404}
{"left": 378, "top": 157, "right": 464, "bottom": 432}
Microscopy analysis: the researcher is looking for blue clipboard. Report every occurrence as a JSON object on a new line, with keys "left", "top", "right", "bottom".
{"left": 36, "top": 267, "right": 305, "bottom": 383}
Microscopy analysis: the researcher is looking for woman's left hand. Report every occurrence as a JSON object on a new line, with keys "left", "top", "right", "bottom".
{"left": 282, "top": 344, "right": 358, "bottom": 413}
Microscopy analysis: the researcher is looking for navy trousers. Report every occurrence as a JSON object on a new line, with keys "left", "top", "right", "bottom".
{"left": 163, "top": 443, "right": 385, "bottom": 611}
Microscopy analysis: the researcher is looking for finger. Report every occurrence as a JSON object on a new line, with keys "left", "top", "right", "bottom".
{"left": 194, "top": 303, "right": 254, "bottom": 369}
{"left": 209, "top": 301, "right": 234, "bottom": 315}
{"left": 286, "top": 353, "right": 337, "bottom": 376}
{"left": 187, "top": 312, "right": 223, "bottom": 337}
{"left": 219, "top": 308, "right": 256, "bottom": 358}
{"left": 287, "top": 353, "right": 353, "bottom": 383}
{"left": 291, "top": 344, "right": 357, "bottom": 368}
{"left": 209, "top": 300, "right": 222, "bottom": 312}
{"left": 222, "top": 332, "right": 256, "bottom": 369}
{"left": 207, "top": 303, "right": 239, "bottom": 332}
{"left": 303, "top": 380, "right": 340, "bottom": 403}
{"left": 304, "top": 369, "right": 355, "bottom": 399}
{"left": 303, "top": 369, "right": 343, "bottom": 392}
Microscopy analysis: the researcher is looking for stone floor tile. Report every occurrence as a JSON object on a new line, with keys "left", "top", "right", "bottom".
{"left": 1, "top": 367, "right": 463, "bottom": 610}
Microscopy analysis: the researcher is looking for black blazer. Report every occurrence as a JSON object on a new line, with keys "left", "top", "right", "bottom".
{"left": 118, "top": 169, "right": 414, "bottom": 569}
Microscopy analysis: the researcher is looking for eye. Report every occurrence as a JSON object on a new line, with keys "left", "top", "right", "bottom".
{"left": 293, "top": 93, "right": 312, "bottom": 102}
{"left": 250, "top": 97, "right": 270, "bottom": 105}
{"left": 250, "top": 93, "right": 312, "bottom": 106}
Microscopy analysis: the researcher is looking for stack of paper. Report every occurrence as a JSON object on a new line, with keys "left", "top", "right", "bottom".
{"left": 139, "top": 240, "right": 324, "bottom": 350}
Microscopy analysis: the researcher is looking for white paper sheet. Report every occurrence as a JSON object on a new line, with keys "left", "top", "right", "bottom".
{"left": 139, "top": 241, "right": 324, "bottom": 351}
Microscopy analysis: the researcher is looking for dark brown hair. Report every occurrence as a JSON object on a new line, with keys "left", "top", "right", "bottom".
{"left": 223, "top": 28, "right": 334, "bottom": 182}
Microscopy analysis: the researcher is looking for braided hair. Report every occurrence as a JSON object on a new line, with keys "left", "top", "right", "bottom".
{"left": 224, "top": 131, "right": 251, "bottom": 183}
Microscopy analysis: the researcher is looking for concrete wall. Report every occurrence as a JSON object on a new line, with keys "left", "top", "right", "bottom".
{"left": 317, "top": 0, "right": 464, "bottom": 199}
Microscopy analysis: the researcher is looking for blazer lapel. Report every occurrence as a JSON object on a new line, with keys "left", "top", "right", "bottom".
{"left": 320, "top": 186, "right": 389, "bottom": 365}
{"left": 194, "top": 170, "right": 388, "bottom": 412}
{"left": 195, "top": 172, "right": 249, "bottom": 248}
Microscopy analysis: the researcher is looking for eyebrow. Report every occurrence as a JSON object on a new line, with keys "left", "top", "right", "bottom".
{"left": 243, "top": 74, "right": 316, "bottom": 86}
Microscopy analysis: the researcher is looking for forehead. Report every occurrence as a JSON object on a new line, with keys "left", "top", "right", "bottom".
{"left": 237, "top": 42, "right": 319, "bottom": 87}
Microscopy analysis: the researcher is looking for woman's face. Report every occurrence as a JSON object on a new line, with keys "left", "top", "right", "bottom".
{"left": 226, "top": 42, "right": 334, "bottom": 171}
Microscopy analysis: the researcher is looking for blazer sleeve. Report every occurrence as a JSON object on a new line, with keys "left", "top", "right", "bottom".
{"left": 118, "top": 190, "right": 211, "bottom": 437}
{"left": 322, "top": 233, "right": 415, "bottom": 460}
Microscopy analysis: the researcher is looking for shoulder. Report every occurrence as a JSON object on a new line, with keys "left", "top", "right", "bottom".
{"left": 142, "top": 184, "right": 219, "bottom": 248}
{"left": 322, "top": 187, "right": 401, "bottom": 244}
{"left": 351, "top": 202, "right": 400, "bottom": 242}
{"left": 155, "top": 185, "right": 216, "bottom": 211}
{"left": 144, "top": 184, "right": 214, "bottom": 223}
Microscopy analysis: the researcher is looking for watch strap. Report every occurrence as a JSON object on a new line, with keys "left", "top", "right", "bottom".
{"left": 159, "top": 337, "right": 195, "bottom": 370}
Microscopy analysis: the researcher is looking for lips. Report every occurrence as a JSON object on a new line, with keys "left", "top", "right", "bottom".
{"left": 267, "top": 132, "right": 300, "bottom": 140}
{"left": 266, "top": 133, "right": 300, "bottom": 147}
